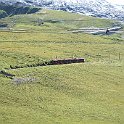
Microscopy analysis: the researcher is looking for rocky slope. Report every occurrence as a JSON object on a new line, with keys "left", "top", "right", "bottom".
{"left": 0, "top": 0, "right": 124, "bottom": 21}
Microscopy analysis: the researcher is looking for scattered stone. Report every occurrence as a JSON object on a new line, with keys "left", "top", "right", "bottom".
{"left": 13, "top": 77, "right": 37, "bottom": 84}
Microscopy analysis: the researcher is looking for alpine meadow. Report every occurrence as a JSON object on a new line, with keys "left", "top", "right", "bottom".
{"left": 0, "top": 5, "right": 124, "bottom": 124}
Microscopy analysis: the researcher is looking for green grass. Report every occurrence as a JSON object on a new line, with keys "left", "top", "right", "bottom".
{"left": 0, "top": 9, "right": 121, "bottom": 32}
{"left": 0, "top": 31, "right": 123, "bottom": 69}
{"left": 0, "top": 9, "right": 124, "bottom": 124}
{"left": 1, "top": 64, "right": 124, "bottom": 124}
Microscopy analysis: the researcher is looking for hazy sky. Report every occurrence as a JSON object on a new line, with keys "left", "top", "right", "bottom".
{"left": 106, "top": 0, "right": 124, "bottom": 5}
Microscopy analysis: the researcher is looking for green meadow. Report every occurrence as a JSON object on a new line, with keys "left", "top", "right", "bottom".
{"left": 0, "top": 9, "right": 124, "bottom": 124}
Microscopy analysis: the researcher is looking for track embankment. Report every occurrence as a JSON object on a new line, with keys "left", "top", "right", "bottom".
{"left": 0, "top": 70, "right": 15, "bottom": 79}
{"left": 1, "top": 58, "right": 85, "bottom": 79}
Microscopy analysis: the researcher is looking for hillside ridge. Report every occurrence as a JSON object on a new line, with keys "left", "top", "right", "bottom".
{"left": 0, "top": 0, "right": 124, "bottom": 21}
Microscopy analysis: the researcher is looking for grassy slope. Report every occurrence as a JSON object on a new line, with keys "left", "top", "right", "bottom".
{"left": 0, "top": 9, "right": 119, "bottom": 32}
{"left": 0, "top": 9, "right": 124, "bottom": 124}
{"left": 1, "top": 64, "right": 124, "bottom": 124}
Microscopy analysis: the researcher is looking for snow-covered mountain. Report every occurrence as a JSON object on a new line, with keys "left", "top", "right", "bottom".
{"left": 0, "top": 0, "right": 124, "bottom": 21}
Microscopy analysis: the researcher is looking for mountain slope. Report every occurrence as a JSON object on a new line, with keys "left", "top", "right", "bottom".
{"left": 0, "top": 9, "right": 121, "bottom": 33}
{"left": 0, "top": 10, "right": 124, "bottom": 123}
{"left": 0, "top": 0, "right": 124, "bottom": 21}
{"left": 0, "top": 3, "right": 124, "bottom": 124}
{"left": 0, "top": 2, "right": 40, "bottom": 19}
{"left": 0, "top": 10, "right": 8, "bottom": 19}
